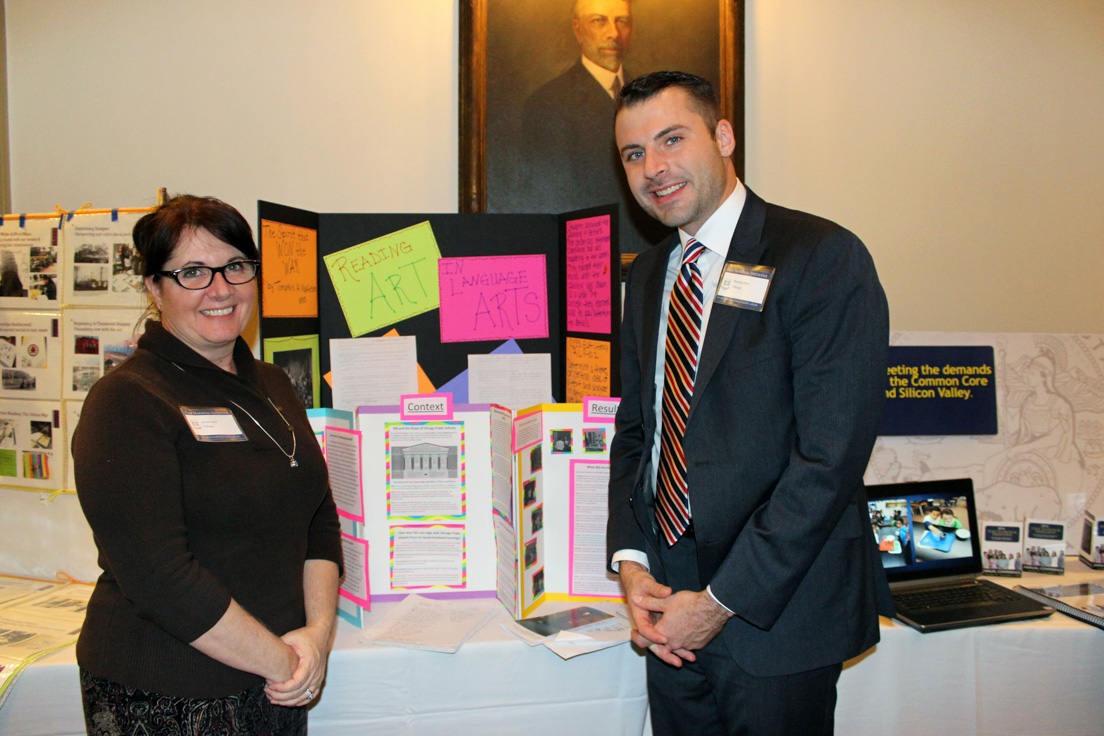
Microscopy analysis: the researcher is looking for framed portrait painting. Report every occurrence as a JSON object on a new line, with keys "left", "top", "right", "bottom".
{"left": 460, "top": 0, "right": 744, "bottom": 259}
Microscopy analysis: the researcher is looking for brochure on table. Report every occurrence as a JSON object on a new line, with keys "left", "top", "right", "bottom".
{"left": 1023, "top": 519, "right": 1066, "bottom": 574}
{"left": 1081, "top": 511, "right": 1104, "bottom": 570}
{"left": 981, "top": 521, "right": 1023, "bottom": 577}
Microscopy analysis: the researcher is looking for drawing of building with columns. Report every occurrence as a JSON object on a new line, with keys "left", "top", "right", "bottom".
{"left": 394, "top": 443, "right": 454, "bottom": 479}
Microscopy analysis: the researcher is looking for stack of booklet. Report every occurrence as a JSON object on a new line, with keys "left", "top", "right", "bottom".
{"left": 1015, "top": 583, "right": 1104, "bottom": 630}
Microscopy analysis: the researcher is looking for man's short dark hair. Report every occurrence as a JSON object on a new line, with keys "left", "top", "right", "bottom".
{"left": 617, "top": 71, "right": 720, "bottom": 135}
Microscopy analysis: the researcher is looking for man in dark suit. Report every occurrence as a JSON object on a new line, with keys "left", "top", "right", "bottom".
{"left": 606, "top": 71, "right": 892, "bottom": 735}
{"left": 516, "top": 0, "right": 666, "bottom": 253}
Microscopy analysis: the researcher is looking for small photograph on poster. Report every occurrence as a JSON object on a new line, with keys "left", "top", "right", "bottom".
{"left": 524, "top": 538, "right": 538, "bottom": 569}
{"left": 29, "top": 421, "right": 52, "bottom": 449}
{"left": 386, "top": 421, "right": 465, "bottom": 519}
{"left": 522, "top": 478, "right": 537, "bottom": 508}
{"left": 112, "top": 242, "right": 141, "bottom": 292}
{"left": 0, "top": 313, "right": 61, "bottom": 400}
{"left": 0, "top": 219, "right": 60, "bottom": 308}
{"left": 19, "top": 336, "right": 47, "bottom": 369}
{"left": 530, "top": 504, "right": 543, "bottom": 533}
{"left": 583, "top": 428, "right": 606, "bottom": 453}
{"left": 532, "top": 568, "right": 545, "bottom": 598}
{"left": 0, "top": 400, "right": 62, "bottom": 490}
{"left": 273, "top": 349, "right": 314, "bottom": 409}
{"left": 529, "top": 443, "right": 542, "bottom": 472}
{"left": 0, "top": 418, "right": 15, "bottom": 448}
{"left": 63, "top": 211, "right": 148, "bottom": 308}
{"left": 551, "top": 429, "right": 573, "bottom": 454}
{"left": 63, "top": 308, "right": 144, "bottom": 400}
{"left": 72, "top": 264, "right": 108, "bottom": 292}
{"left": 264, "top": 335, "right": 320, "bottom": 410}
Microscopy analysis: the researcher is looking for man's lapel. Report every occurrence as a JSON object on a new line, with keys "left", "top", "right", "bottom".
{"left": 688, "top": 189, "right": 770, "bottom": 421}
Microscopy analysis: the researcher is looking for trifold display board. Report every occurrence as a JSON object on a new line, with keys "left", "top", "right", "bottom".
{"left": 256, "top": 202, "right": 621, "bottom": 409}
{"left": 312, "top": 397, "right": 624, "bottom": 623}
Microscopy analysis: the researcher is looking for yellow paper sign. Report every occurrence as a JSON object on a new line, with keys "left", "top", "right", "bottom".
{"left": 566, "top": 337, "right": 610, "bottom": 403}
{"left": 323, "top": 221, "right": 441, "bottom": 337}
{"left": 260, "top": 220, "right": 318, "bottom": 318}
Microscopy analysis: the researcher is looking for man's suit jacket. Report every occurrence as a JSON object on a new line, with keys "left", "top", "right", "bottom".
{"left": 607, "top": 187, "right": 893, "bottom": 677}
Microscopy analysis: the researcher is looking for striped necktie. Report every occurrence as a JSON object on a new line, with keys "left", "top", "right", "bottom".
{"left": 656, "top": 238, "right": 707, "bottom": 547}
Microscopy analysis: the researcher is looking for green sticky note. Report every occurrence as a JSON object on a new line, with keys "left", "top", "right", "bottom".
{"left": 0, "top": 449, "right": 16, "bottom": 477}
{"left": 323, "top": 221, "right": 442, "bottom": 337}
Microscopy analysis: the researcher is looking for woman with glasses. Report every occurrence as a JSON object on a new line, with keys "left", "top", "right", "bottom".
{"left": 72, "top": 195, "right": 341, "bottom": 735}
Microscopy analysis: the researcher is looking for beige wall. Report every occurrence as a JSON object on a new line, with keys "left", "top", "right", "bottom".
{"left": 746, "top": 1, "right": 1104, "bottom": 333}
{"left": 6, "top": 0, "right": 1102, "bottom": 333}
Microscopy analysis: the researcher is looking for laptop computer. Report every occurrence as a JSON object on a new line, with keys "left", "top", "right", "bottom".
{"left": 866, "top": 478, "right": 1054, "bottom": 633}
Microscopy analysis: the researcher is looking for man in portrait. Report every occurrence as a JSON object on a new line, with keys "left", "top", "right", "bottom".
{"left": 495, "top": 0, "right": 668, "bottom": 253}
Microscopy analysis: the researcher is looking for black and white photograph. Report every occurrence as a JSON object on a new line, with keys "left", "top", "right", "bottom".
{"left": 272, "top": 348, "right": 316, "bottom": 409}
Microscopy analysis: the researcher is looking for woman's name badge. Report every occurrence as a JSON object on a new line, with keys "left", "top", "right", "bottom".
{"left": 180, "top": 407, "right": 248, "bottom": 442}
{"left": 714, "top": 262, "right": 775, "bottom": 312}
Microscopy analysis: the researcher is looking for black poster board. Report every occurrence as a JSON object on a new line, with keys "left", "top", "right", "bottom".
{"left": 257, "top": 202, "right": 620, "bottom": 409}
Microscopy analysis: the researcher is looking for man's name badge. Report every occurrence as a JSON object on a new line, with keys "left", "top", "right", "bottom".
{"left": 180, "top": 407, "right": 248, "bottom": 442}
{"left": 715, "top": 262, "right": 775, "bottom": 312}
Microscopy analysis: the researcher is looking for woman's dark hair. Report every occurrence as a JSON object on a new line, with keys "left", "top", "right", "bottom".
{"left": 132, "top": 194, "right": 258, "bottom": 277}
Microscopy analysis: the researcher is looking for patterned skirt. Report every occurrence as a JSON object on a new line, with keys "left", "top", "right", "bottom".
{"left": 80, "top": 668, "right": 307, "bottom": 736}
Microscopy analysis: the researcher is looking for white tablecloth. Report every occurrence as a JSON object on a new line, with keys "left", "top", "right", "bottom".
{"left": 3, "top": 569, "right": 1102, "bottom": 736}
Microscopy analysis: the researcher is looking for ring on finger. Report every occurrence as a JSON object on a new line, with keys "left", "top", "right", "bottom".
{"left": 305, "top": 688, "right": 314, "bottom": 700}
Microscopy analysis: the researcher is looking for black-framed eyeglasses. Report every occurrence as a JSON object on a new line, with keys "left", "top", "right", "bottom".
{"left": 155, "top": 260, "right": 260, "bottom": 290}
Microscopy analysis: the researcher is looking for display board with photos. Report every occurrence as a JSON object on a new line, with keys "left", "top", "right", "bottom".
{"left": 0, "top": 203, "right": 155, "bottom": 495}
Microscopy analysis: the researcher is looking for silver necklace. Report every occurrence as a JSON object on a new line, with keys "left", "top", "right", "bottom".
{"left": 228, "top": 398, "right": 298, "bottom": 468}
{"left": 169, "top": 359, "right": 298, "bottom": 467}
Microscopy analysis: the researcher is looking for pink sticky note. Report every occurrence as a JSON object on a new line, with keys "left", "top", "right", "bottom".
{"left": 565, "top": 215, "right": 612, "bottom": 335}
{"left": 438, "top": 255, "right": 549, "bottom": 343}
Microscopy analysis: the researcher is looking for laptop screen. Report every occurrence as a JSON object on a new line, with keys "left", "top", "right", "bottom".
{"left": 865, "top": 478, "right": 983, "bottom": 584}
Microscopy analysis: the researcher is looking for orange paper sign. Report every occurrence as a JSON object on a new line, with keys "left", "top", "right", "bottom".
{"left": 565, "top": 337, "right": 610, "bottom": 403}
{"left": 261, "top": 220, "right": 318, "bottom": 318}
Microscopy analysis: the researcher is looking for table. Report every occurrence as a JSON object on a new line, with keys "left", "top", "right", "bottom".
{"left": 835, "top": 562, "right": 1104, "bottom": 736}
{"left": 3, "top": 569, "right": 1102, "bottom": 736}
{"left": 0, "top": 600, "right": 648, "bottom": 736}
